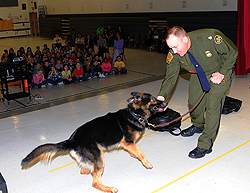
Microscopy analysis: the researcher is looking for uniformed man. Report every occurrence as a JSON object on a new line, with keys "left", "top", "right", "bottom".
{"left": 157, "top": 26, "right": 238, "bottom": 159}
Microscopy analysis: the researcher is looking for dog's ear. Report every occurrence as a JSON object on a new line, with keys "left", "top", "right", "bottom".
{"left": 127, "top": 96, "right": 142, "bottom": 103}
{"left": 128, "top": 92, "right": 142, "bottom": 103}
{"left": 131, "top": 92, "right": 141, "bottom": 97}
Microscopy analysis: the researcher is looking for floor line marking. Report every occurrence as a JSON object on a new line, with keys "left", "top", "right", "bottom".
{"left": 152, "top": 139, "right": 250, "bottom": 193}
{"left": 50, "top": 118, "right": 191, "bottom": 172}
{"left": 50, "top": 161, "right": 76, "bottom": 172}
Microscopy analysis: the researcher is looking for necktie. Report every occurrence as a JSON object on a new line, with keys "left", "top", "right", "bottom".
{"left": 187, "top": 51, "right": 211, "bottom": 92}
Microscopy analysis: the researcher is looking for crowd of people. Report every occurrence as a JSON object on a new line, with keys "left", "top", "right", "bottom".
{"left": 0, "top": 24, "right": 127, "bottom": 89}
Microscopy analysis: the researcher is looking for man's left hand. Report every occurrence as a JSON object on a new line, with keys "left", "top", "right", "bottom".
{"left": 210, "top": 72, "right": 225, "bottom": 84}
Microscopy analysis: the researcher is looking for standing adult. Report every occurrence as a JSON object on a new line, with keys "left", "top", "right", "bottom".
{"left": 95, "top": 24, "right": 104, "bottom": 44}
{"left": 97, "top": 24, "right": 104, "bottom": 37}
{"left": 157, "top": 26, "right": 238, "bottom": 159}
{"left": 97, "top": 35, "right": 107, "bottom": 59}
{"left": 75, "top": 32, "right": 85, "bottom": 50}
{"left": 85, "top": 34, "right": 94, "bottom": 51}
{"left": 158, "top": 26, "right": 170, "bottom": 54}
{"left": 117, "top": 26, "right": 125, "bottom": 40}
{"left": 113, "top": 32, "right": 124, "bottom": 64}
{"left": 105, "top": 25, "right": 115, "bottom": 47}
{"left": 146, "top": 26, "right": 158, "bottom": 51}
{"left": 66, "top": 31, "right": 75, "bottom": 47}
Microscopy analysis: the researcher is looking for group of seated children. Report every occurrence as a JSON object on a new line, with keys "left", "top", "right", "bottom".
{"left": 30, "top": 49, "right": 127, "bottom": 89}
{"left": 31, "top": 62, "right": 64, "bottom": 88}
{"left": 2, "top": 32, "right": 127, "bottom": 89}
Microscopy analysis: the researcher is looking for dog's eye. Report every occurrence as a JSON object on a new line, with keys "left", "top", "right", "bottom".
{"left": 136, "top": 96, "right": 142, "bottom": 101}
{"left": 151, "top": 98, "right": 156, "bottom": 102}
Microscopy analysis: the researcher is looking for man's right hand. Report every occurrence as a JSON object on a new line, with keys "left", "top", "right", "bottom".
{"left": 157, "top": 96, "right": 168, "bottom": 111}
{"left": 157, "top": 96, "right": 165, "bottom": 101}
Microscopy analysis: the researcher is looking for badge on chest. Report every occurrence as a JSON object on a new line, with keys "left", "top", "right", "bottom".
{"left": 205, "top": 50, "right": 212, "bottom": 57}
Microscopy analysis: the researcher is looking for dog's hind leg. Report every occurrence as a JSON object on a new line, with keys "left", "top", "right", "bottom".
{"left": 80, "top": 167, "right": 91, "bottom": 175}
{"left": 92, "top": 150, "right": 118, "bottom": 193}
{"left": 70, "top": 150, "right": 93, "bottom": 175}
{"left": 120, "top": 141, "right": 153, "bottom": 169}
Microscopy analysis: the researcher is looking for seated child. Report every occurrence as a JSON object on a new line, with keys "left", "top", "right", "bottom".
{"left": 31, "top": 69, "right": 47, "bottom": 88}
{"left": 73, "top": 62, "right": 88, "bottom": 82}
{"left": 70, "top": 52, "right": 76, "bottom": 62}
{"left": 47, "top": 65, "right": 63, "bottom": 85}
{"left": 101, "top": 57, "right": 113, "bottom": 75}
{"left": 93, "top": 54, "right": 102, "bottom": 65}
{"left": 35, "top": 53, "right": 41, "bottom": 63}
{"left": 55, "top": 59, "right": 63, "bottom": 72}
{"left": 33, "top": 62, "right": 45, "bottom": 75}
{"left": 76, "top": 52, "right": 85, "bottom": 63}
{"left": 67, "top": 58, "right": 75, "bottom": 74}
{"left": 35, "top": 45, "right": 41, "bottom": 55}
{"left": 91, "top": 51, "right": 96, "bottom": 58}
{"left": 83, "top": 58, "right": 92, "bottom": 76}
{"left": 52, "top": 44, "right": 59, "bottom": 54}
{"left": 50, "top": 57, "right": 57, "bottom": 65}
{"left": 87, "top": 47, "right": 93, "bottom": 55}
{"left": 73, "top": 44, "right": 79, "bottom": 54}
{"left": 64, "top": 45, "right": 72, "bottom": 55}
{"left": 62, "top": 64, "right": 74, "bottom": 84}
{"left": 43, "top": 60, "right": 51, "bottom": 79}
{"left": 62, "top": 57, "right": 68, "bottom": 65}
{"left": 55, "top": 52, "right": 61, "bottom": 61}
{"left": 53, "top": 33, "right": 63, "bottom": 49}
{"left": 65, "top": 53, "right": 70, "bottom": 61}
{"left": 114, "top": 55, "right": 127, "bottom": 75}
{"left": 89, "top": 54, "right": 94, "bottom": 66}
{"left": 74, "top": 58, "right": 83, "bottom": 68}
{"left": 89, "top": 60, "right": 103, "bottom": 78}
{"left": 103, "top": 52, "right": 113, "bottom": 65}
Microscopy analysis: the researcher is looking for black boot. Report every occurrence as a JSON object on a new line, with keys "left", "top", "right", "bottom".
{"left": 181, "top": 125, "right": 204, "bottom": 137}
{"left": 188, "top": 147, "right": 212, "bottom": 159}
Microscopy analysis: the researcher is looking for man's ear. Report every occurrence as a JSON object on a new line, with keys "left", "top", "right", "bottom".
{"left": 183, "top": 36, "right": 188, "bottom": 43}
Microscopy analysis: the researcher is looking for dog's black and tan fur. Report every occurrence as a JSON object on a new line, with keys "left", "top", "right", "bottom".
{"left": 21, "top": 92, "right": 167, "bottom": 193}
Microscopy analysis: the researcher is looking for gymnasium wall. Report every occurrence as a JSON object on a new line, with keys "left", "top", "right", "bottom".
{"left": 0, "top": 0, "right": 31, "bottom": 38}
{"left": 38, "top": 0, "right": 238, "bottom": 43}
{"left": 43, "top": 0, "right": 237, "bottom": 14}
{"left": 0, "top": 0, "right": 238, "bottom": 42}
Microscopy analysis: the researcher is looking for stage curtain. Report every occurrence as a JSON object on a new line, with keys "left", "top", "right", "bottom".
{"left": 235, "top": 0, "right": 250, "bottom": 75}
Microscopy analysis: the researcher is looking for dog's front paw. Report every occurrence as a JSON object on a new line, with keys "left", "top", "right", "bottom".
{"left": 109, "top": 187, "right": 118, "bottom": 193}
{"left": 143, "top": 161, "right": 153, "bottom": 169}
{"left": 92, "top": 182, "right": 118, "bottom": 193}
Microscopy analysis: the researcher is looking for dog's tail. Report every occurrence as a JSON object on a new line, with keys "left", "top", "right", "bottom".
{"left": 21, "top": 140, "right": 73, "bottom": 169}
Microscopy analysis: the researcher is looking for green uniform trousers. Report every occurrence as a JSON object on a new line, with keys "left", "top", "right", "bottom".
{"left": 188, "top": 69, "right": 233, "bottom": 150}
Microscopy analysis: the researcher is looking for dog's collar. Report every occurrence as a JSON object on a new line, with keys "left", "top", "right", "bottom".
{"left": 126, "top": 109, "right": 148, "bottom": 125}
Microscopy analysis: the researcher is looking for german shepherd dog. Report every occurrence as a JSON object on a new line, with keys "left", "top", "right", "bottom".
{"left": 21, "top": 92, "right": 167, "bottom": 193}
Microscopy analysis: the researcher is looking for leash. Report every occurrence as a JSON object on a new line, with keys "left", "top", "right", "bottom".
{"left": 148, "top": 78, "right": 226, "bottom": 129}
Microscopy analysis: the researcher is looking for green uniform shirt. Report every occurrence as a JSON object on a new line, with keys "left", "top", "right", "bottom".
{"left": 97, "top": 27, "right": 104, "bottom": 35}
{"left": 158, "top": 29, "right": 238, "bottom": 100}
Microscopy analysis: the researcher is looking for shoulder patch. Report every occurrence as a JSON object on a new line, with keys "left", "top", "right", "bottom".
{"left": 214, "top": 35, "right": 223, "bottom": 44}
{"left": 166, "top": 52, "right": 173, "bottom": 64}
